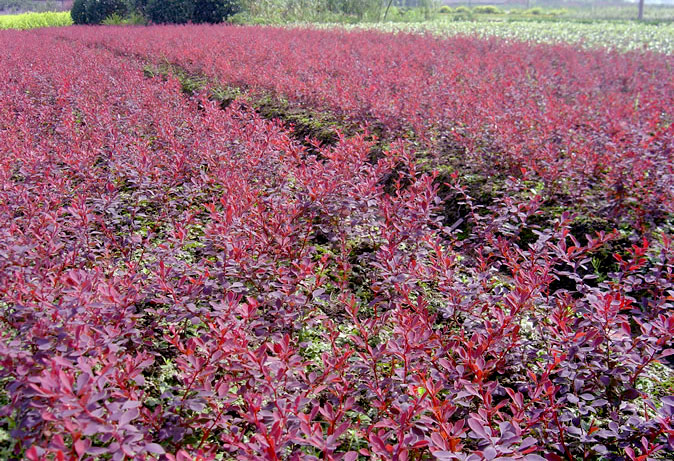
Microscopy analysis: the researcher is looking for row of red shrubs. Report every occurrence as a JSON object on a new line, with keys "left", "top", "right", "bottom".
{"left": 0, "top": 26, "right": 672, "bottom": 460}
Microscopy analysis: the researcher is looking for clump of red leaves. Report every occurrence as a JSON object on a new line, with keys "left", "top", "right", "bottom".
{"left": 0, "top": 27, "right": 672, "bottom": 461}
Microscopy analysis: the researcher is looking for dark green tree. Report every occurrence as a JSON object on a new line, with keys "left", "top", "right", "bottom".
{"left": 71, "top": 0, "right": 128, "bottom": 24}
{"left": 85, "top": 0, "right": 128, "bottom": 24}
{"left": 193, "top": 0, "right": 241, "bottom": 23}
{"left": 71, "top": 0, "right": 89, "bottom": 24}
{"left": 130, "top": 0, "right": 149, "bottom": 14}
{"left": 146, "top": 0, "right": 194, "bottom": 24}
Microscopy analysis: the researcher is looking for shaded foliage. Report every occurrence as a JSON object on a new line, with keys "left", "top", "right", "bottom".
{"left": 146, "top": 0, "right": 194, "bottom": 24}
{"left": 193, "top": 0, "right": 240, "bottom": 23}
{"left": 70, "top": 0, "right": 128, "bottom": 24}
{"left": 70, "top": 0, "right": 87, "bottom": 23}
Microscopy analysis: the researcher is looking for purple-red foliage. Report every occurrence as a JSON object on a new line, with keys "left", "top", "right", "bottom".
{"left": 0, "top": 27, "right": 672, "bottom": 460}
{"left": 50, "top": 25, "right": 674, "bottom": 228}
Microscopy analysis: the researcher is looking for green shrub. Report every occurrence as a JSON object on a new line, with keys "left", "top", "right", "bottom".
{"left": 228, "top": 10, "right": 249, "bottom": 24}
{"left": 0, "top": 11, "right": 72, "bottom": 29}
{"left": 146, "top": 0, "right": 194, "bottom": 23}
{"left": 524, "top": 7, "right": 544, "bottom": 15}
{"left": 549, "top": 8, "right": 568, "bottom": 16}
{"left": 193, "top": 0, "right": 241, "bottom": 24}
{"left": 439, "top": 5, "right": 452, "bottom": 14}
{"left": 387, "top": 7, "right": 430, "bottom": 22}
{"left": 472, "top": 5, "right": 503, "bottom": 14}
{"left": 71, "top": 0, "right": 88, "bottom": 24}
{"left": 85, "top": 0, "right": 128, "bottom": 24}
{"left": 450, "top": 5, "right": 472, "bottom": 20}
{"left": 126, "top": 10, "right": 147, "bottom": 23}
{"left": 101, "top": 12, "right": 124, "bottom": 24}
{"left": 102, "top": 10, "right": 146, "bottom": 25}
{"left": 71, "top": 0, "right": 128, "bottom": 24}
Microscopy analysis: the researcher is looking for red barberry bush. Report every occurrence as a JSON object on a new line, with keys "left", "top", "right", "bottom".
{"left": 0, "top": 25, "right": 672, "bottom": 460}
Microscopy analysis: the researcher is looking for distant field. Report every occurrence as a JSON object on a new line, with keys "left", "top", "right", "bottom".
{"left": 0, "top": 11, "right": 71, "bottom": 29}
{"left": 563, "top": 4, "right": 674, "bottom": 21}
{"left": 1, "top": 5, "right": 673, "bottom": 55}
{"left": 326, "top": 19, "right": 674, "bottom": 54}
{"left": 432, "top": 3, "right": 674, "bottom": 21}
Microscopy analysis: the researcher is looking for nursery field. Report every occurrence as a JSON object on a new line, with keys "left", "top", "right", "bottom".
{"left": 339, "top": 19, "right": 674, "bottom": 54}
{"left": 0, "top": 25, "right": 673, "bottom": 460}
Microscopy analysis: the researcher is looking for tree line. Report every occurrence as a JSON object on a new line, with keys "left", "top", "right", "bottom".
{"left": 71, "top": 0, "right": 440, "bottom": 24}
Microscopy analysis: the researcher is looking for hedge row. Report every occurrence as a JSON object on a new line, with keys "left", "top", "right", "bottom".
{"left": 71, "top": 0, "right": 240, "bottom": 25}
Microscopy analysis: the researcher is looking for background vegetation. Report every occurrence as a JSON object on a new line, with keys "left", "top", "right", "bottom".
{"left": 2, "top": 0, "right": 674, "bottom": 27}
{"left": 0, "top": 10, "right": 70, "bottom": 28}
{"left": 334, "top": 18, "right": 674, "bottom": 52}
